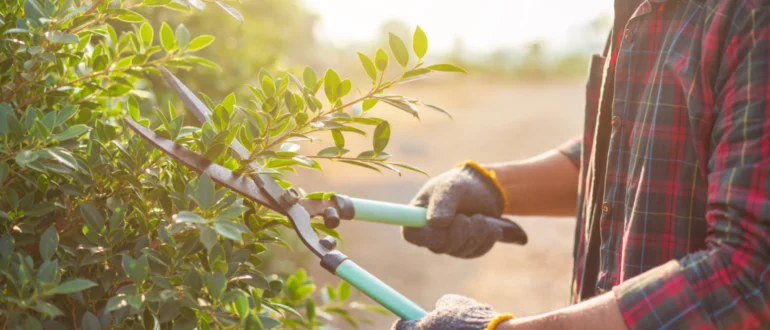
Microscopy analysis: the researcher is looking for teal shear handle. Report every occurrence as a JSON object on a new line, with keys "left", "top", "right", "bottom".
{"left": 335, "top": 259, "right": 428, "bottom": 320}
{"left": 340, "top": 196, "right": 528, "bottom": 245}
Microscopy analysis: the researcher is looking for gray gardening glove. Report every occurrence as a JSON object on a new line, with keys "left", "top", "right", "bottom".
{"left": 392, "top": 294, "right": 511, "bottom": 330}
{"left": 403, "top": 162, "right": 506, "bottom": 258}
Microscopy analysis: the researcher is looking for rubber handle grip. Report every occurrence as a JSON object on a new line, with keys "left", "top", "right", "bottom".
{"left": 335, "top": 259, "right": 428, "bottom": 320}
{"left": 349, "top": 197, "right": 527, "bottom": 245}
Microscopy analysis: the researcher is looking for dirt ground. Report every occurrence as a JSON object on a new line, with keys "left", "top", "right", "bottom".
{"left": 289, "top": 77, "right": 587, "bottom": 329}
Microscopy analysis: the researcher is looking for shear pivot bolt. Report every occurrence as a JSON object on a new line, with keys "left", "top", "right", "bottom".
{"left": 319, "top": 236, "right": 337, "bottom": 250}
{"left": 323, "top": 207, "right": 340, "bottom": 229}
{"left": 282, "top": 188, "right": 300, "bottom": 205}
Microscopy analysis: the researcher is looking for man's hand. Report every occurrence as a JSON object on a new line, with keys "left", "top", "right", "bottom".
{"left": 403, "top": 162, "right": 506, "bottom": 258}
{"left": 403, "top": 150, "right": 580, "bottom": 257}
{"left": 391, "top": 294, "right": 510, "bottom": 330}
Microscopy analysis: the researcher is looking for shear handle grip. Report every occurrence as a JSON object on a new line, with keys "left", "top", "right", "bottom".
{"left": 335, "top": 259, "right": 428, "bottom": 320}
{"left": 345, "top": 197, "right": 528, "bottom": 245}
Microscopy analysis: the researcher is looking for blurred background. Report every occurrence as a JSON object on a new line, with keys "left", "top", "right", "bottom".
{"left": 154, "top": 0, "right": 613, "bottom": 327}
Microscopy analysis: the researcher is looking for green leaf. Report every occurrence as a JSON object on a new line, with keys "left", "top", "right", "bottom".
{"left": 338, "top": 281, "right": 351, "bottom": 301}
{"left": 426, "top": 64, "right": 467, "bottom": 73}
{"left": 261, "top": 75, "right": 276, "bottom": 97}
{"left": 176, "top": 24, "right": 190, "bottom": 49}
{"left": 339, "top": 160, "right": 380, "bottom": 172}
{"left": 140, "top": 22, "right": 153, "bottom": 46}
{"left": 55, "top": 124, "right": 89, "bottom": 141}
{"left": 303, "top": 66, "right": 317, "bottom": 91}
{"left": 160, "top": 22, "right": 175, "bottom": 51}
{"left": 234, "top": 290, "right": 249, "bottom": 318}
{"left": 363, "top": 99, "right": 378, "bottom": 111}
{"left": 390, "top": 162, "right": 428, "bottom": 175}
{"left": 24, "top": 0, "right": 46, "bottom": 23}
{"left": 402, "top": 68, "right": 431, "bottom": 80}
{"left": 80, "top": 203, "right": 104, "bottom": 232}
{"left": 357, "top": 52, "right": 377, "bottom": 82}
{"left": 217, "top": 1, "right": 244, "bottom": 22}
{"left": 116, "top": 11, "right": 145, "bottom": 22}
{"left": 199, "top": 226, "right": 218, "bottom": 250}
{"left": 142, "top": 0, "right": 172, "bottom": 5}
{"left": 337, "top": 79, "right": 352, "bottom": 98}
{"left": 49, "top": 279, "right": 97, "bottom": 295}
{"left": 32, "top": 301, "right": 63, "bottom": 318}
{"left": 323, "top": 69, "right": 340, "bottom": 103}
{"left": 40, "top": 226, "right": 58, "bottom": 260}
{"left": 413, "top": 26, "right": 428, "bottom": 59}
{"left": 133, "top": 254, "right": 149, "bottom": 284}
{"left": 424, "top": 103, "right": 453, "bottom": 119}
{"left": 105, "top": 295, "right": 129, "bottom": 312}
{"left": 0, "top": 234, "right": 13, "bottom": 257}
{"left": 15, "top": 150, "right": 39, "bottom": 168}
{"left": 373, "top": 121, "right": 391, "bottom": 153}
{"left": 81, "top": 311, "right": 100, "bottom": 330}
{"left": 196, "top": 173, "right": 215, "bottom": 210}
{"left": 37, "top": 260, "right": 57, "bottom": 283}
{"left": 56, "top": 106, "right": 78, "bottom": 126}
{"left": 175, "top": 211, "right": 206, "bottom": 224}
{"left": 331, "top": 130, "right": 344, "bottom": 148}
{"left": 47, "top": 32, "right": 79, "bottom": 44}
{"left": 214, "top": 221, "right": 245, "bottom": 242}
{"left": 389, "top": 33, "right": 409, "bottom": 68}
{"left": 188, "top": 35, "right": 214, "bottom": 51}
{"left": 375, "top": 49, "right": 389, "bottom": 72}
{"left": 244, "top": 313, "right": 264, "bottom": 330}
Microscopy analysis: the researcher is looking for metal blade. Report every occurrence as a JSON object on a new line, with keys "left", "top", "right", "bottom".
{"left": 158, "top": 66, "right": 250, "bottom": 159}
{"left": 124, "top": 118, "right": 284, "bottom": 213}
{"left": 157, "top": 68, "right": 330, "bottom": 257}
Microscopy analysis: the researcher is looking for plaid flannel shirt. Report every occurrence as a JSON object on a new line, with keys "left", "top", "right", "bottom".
{"left": 558, "top": 0, "right": 770, "bottom": 328}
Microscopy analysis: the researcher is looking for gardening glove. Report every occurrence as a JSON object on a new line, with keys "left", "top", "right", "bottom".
{"left": 391, "top": 294, "right": 514, "bottom": 330}
{"left": 403, "top": 161, "right": 508, "bottom": 258}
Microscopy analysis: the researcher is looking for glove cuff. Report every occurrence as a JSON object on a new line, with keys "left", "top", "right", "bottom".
{"left": 485, "top": 314, "right": 515, "bottom": 330}
{"left": 460, "top": 160, "right": 509, "bottom": 213}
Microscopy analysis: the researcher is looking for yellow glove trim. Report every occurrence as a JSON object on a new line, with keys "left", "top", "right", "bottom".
{"left": 461, "top": 160, "right": 510, "bottom": 213}
{"left": 485, "top": 314, "right": 515, "bottom": 330}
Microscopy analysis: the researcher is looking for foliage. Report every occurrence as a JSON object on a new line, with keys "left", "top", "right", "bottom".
{"left": 0, "top": 0, "right": 462, "bottom": 329}
{"left": 138, "top": 0, "right": 318, "bottom": 100}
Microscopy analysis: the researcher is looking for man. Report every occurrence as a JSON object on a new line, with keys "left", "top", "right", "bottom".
{"left": 392, "top": 0, "right": 770, "bottom": 329}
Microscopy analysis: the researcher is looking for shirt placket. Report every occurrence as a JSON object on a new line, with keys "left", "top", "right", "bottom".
{"left": 580, "top": 0, "right": 652, "bottom": 299}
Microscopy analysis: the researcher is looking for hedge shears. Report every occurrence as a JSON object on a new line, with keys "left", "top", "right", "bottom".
{"left": 124, "top": 67, "right": 528, "bottom": 320}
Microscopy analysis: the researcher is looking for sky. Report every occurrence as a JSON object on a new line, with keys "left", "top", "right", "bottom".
{"left": 302, "top": 0, "right": 614, "bottom": 53}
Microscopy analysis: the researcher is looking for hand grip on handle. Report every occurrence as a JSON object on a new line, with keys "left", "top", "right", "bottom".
{"left": 335, "top": 259, "right": 428, "bottom": 320}
{"left": 347, "top": 197, "right": 528, "bottom": 245}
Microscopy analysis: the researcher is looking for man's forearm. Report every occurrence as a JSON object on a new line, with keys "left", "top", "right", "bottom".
{"left": 486, "top": 149, "right": 579, "bottom": 217}
{"left": 497, "top": 292, "right": 626, "bottom": 330}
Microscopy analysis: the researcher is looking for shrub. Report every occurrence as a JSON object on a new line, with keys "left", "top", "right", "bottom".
{"left": 0, "top": 1, "right": 462, "bottom": 328}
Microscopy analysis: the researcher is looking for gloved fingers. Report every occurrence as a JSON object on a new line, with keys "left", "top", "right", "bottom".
{"left": 403, "top": 226, "right": 448, "bottom": 251}
{"left": 435, "top": 294, "right": 479, "bottom": 309}
{"left": 425, "top": 183, "right": 461, "bottom": 228}
{"left": 448, "top": 214, "right": 492, "bottom": 258}
{"left": 463, "top": 216, "right": 503, "bottom": 258}
{"left": 391, "top": 319, "right": 419, "bottom": 330}
{"left": 409, "top": 188, "right": 430, "bottom": 208}
{"left": 429, "top": 214, "right": 470, "bottom": 254}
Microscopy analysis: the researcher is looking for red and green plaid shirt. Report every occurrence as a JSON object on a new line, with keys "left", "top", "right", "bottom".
{"left": 558, "top": 0, "right": 770, "bottom": 328}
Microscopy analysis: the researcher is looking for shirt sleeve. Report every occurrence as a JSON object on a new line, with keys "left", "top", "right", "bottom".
{"left": 612, "top": 6, "right": 770, "bottom": 329}
{"left": 557, "top": 136, "right": 582, "bottom": 169}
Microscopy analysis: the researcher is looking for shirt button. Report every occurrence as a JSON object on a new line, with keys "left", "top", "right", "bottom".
{"left": 624, "top": 29, "right": 634, "bottom": 43}
{"left": 611, "top": 116, "right": 622, "bottom": 130}
{"left": 601, "top": 202, "right": 611, "bottom": 215}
